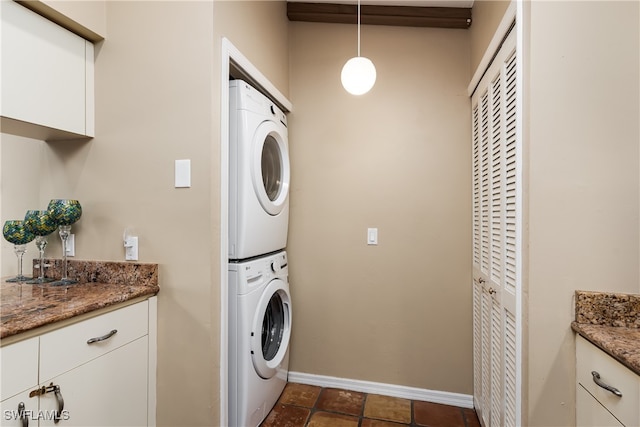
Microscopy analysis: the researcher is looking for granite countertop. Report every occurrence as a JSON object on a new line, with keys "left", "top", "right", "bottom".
{"left": 572, "top": 290, "right": 640, "bottom": 376}
{"left": 1, "top": 259, "right": 159, "bottom": 340}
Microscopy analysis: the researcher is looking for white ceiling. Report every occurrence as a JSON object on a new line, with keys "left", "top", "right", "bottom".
{"left": 287, "top": 0, "right": 474, "bottom": 7}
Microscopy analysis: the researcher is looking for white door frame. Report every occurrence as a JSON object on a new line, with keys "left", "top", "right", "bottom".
{"left": 219, "top": 37, "right": 292, "bottom": 427}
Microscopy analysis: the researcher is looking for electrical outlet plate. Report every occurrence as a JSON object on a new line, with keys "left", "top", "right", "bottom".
{"left": 66, "top": 234, "right": 75, "bottom": 256}
{"left": 124, "top": 236, "right": 138, "bottom": 261}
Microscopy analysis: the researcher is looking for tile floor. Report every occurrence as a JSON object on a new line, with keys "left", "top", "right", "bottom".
{"left": 260, "top": 383, "right": 481, "bottom": 427}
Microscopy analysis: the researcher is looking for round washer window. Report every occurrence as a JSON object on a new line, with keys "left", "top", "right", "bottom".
{"left": 262, "top": 292, "right": 285, "bottom": 361}
{"left": 261, "top": 135, "right": 282, "bottom": 202}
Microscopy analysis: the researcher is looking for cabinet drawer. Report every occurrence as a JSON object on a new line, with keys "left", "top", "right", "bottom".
{"left": 39, "top": 301, "right": 148, "bottom": 382}
{"left": 0, "top": 337, "right": 38, "bottom": 400}
{"left": 577, "top": 384, "right": 623, "bottom": 426}
{"left": 576, "top": 335, "right": 640, "bottom": 427}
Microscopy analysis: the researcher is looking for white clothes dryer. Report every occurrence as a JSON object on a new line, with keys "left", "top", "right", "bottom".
{"left": 229, "top": 80, "right": 290, "bottom": 260}
{"left": 228, "top": 250, "right": 291, "bottom": 427}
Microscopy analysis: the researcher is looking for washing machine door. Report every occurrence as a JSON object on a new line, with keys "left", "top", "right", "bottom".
{"left": 252, "top": 121, "right": 290, "bottom": 216}
{"left": 250, "top": 278, "right": 291, "bottom": 379}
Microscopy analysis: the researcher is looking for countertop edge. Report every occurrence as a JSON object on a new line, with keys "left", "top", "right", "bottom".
{"left": 1, "top": 285, "right": 159, "bottom": 343}
{"left": 572, "top": 321, "right": 640, "bottom": 377}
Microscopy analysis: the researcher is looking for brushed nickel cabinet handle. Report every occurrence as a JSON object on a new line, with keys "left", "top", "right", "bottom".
{"left": 18, "top": 402, "right": 28, "bottom": 427}
{"left": 53, "top": 385, "right": 64, "bottom": 424}
{"left": 591, "top": 371, "right": 623, "bottom": 397}
{"left": 87, "top": 329, "right": 118, "bottom": 344}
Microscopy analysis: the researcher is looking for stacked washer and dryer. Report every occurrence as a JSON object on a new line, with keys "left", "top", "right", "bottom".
{"left": 228, "top": 80, "right": 292, "bottom": 427}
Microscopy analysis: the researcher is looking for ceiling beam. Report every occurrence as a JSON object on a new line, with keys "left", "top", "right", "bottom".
{"left": 287, "top": 2, "right": 472, "bottom": 29}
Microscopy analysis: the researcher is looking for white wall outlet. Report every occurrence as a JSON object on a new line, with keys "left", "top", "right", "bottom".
{"left": 66, "top": 234, "right": 75, "bottom": 256}
{"left": 367, "top": 228, "right": 378, "bottom": 245}
{"left": 124, "top": 236, "right": 138, "bottom": 261}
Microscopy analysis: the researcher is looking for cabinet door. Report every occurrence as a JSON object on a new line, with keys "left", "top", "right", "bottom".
{"left": 0, "top": 390, "right": 38, "bottom": 427}
{"left": 0, "top": 337, "right": 39, "bottom": 402}
{"left": 39, "top": 337, "right": 148, "bottom": 427}
{"left": 0, "top": 0, "right": 93, "bottom": 137}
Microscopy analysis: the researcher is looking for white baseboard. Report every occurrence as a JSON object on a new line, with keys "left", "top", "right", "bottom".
{"left": 287, "top": 371, "right": 474, "bottom": 409}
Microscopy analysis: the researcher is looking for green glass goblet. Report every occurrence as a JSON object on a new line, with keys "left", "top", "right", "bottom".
{"left": 2, "top": 220, "right": 36, "bottom": 282}
{"left": 24, "top": 210, "right": 58, "bottom": 284}
{"left": 47, "top": 199, "right": 82, "bottom": 286}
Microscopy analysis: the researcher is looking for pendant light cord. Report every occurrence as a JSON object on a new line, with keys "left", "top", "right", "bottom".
{"left": 357, "top": 0, "right": 361, "bottom": 57}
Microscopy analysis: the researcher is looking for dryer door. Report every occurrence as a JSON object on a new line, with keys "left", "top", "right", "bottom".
{"left": 250, "top": 278, "right": 291, "bottom": 379}
{"left": 252, "top": 121, "right": 290, "bottom": 216}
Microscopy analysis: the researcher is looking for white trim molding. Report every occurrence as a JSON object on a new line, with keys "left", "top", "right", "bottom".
{"left": 288, "top": 371, "right": 474, "bottom": 409}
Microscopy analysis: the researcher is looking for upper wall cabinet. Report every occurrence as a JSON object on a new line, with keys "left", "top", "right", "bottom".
{"left": 1, "top": 0, "right": 94, "bottom": 141}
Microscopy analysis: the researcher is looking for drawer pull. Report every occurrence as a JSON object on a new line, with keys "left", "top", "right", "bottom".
{"left": 87, "top": 329, "right": 118, "bottom": 344}
{"left": 591, "top": 371, "right": 623, "bottom": 397}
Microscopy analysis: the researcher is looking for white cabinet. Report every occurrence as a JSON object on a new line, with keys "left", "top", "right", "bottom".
{"left": 0, "top": 390, "right": 38, "bottom": 427}
{"left": 0, "top": 0, "right": 94, "bottom": 140}
{"left": 576, "top": 335, "right": 640, "bottom": 427}
{"left": 0, "top": 298, "right": 156, "bottom": 427}
{"left": 39, "top": 337, "right": 148, "bottom": 427}
{"left": 0, "top": 337, "right": 39, "bottom": 426}
{"left": 577, "top": 385, "right": 623, "bottom": 427}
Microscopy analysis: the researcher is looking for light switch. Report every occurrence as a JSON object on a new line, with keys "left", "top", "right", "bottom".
{"left": 175, "top": 159, "right": 191, "bottom": 188}
{"left": 367, "top": 228, "right": 378, "bottom": 245}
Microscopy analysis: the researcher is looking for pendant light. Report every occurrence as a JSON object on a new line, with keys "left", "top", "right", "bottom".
{"left": 341, "top": 0, "right": 376, "bottom": 95}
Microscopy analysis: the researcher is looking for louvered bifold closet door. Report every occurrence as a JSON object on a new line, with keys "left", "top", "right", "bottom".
{"left": 471, "top": 26, "right": 520, "bottom": 427}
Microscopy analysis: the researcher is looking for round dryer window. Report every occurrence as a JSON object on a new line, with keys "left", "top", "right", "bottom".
{"left": 251, "top": 279, "right": 291, "bottom": 379}
{"left": 261, "top": 135, "right": 282, "bottom": 202}
{"left": 252, "top": 121, "right": 290, "bottom": 216}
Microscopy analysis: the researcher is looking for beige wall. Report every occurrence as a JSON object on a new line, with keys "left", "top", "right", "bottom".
{"left": 42, "top": 3, "right": 218, "bottom": 425}
{"left": 288, "top": 21, "right": 472, "bottom": 394}
{"left": 525, "top": 1, "right": 640, "bottom": 425}
{"left": 0, "top": 134, "right": 43, "bottom": 277}
{"left": 0, "top": 1, "right": 290, "bottom": 425}
{"left": 469, "top": 0, "right": 510, "bottom": 75}
{"left": 214, "top": 0, "right": 289, "bottom": 98}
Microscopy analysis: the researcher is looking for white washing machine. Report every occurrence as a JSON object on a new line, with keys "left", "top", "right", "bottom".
{"left": 229, "top": 80, "right": 290, "bottom": 260}
{"left": 228, "top": 250, "right": 292, "bottom": 427}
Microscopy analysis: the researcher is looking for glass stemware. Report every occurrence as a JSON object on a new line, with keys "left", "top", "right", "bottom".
{"left": 2, "top": 220, "right": 36, "bottom": 282}
{"left": 24, "top": 210, "right": 58, "bottom": 284}
{"left": 47, "top": 199, "right": 82, "bottom": 286}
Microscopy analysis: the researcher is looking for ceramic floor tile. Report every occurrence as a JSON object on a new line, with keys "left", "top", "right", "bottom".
{"left": 315, "top": 388, "right": 365, "bottom": 416}
{"left": 363, "top": 394, "right": 412, "bottom": 424}
{"left": 307, "top": 411, "right": 359, "bottom": 427}
{"left": 361, "top": 418, "right": 409, "bottom": 427}
{"left": 260, "top": 403, "right": 310, "bottom": 427}
{"left": 278, "top": 383, "right": 322, "bottom": 408}
{"left": 462, "top": 407, "right": 481, "bottom": 427}
{"left": 413, "top": 401, "right": 465, "bottom": 427}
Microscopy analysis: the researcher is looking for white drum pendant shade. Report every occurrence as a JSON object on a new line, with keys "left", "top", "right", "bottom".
{"left": 341, "top": 56, "right": 377, "bottom": 95}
